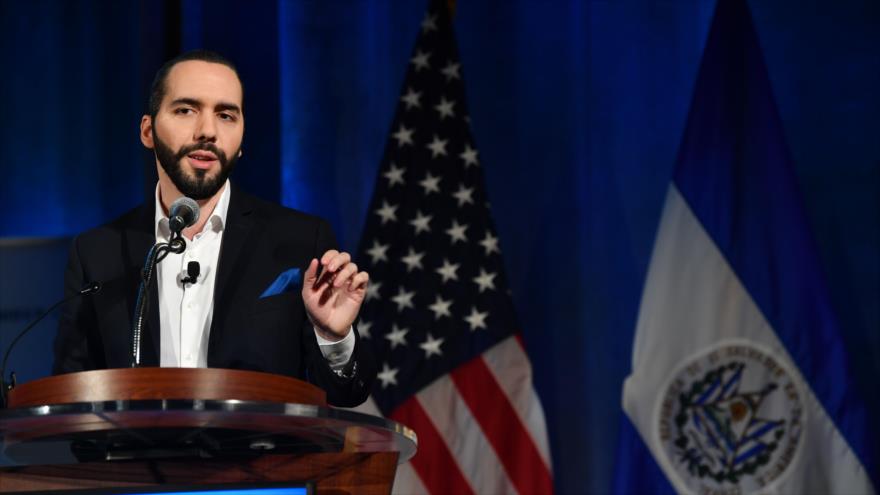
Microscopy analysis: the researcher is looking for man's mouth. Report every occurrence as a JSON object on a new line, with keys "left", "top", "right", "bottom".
{"left": 187, "top": 151, "right": 219, "bottom": 169}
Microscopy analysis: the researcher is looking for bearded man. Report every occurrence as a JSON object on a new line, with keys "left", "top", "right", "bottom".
{"left": 53, "top": 50, "right": 374, "bottom": 407}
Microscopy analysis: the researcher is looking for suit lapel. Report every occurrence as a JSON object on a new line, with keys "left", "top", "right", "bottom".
{"left": 209, "top": 185, "right": 257, "bottom": 353}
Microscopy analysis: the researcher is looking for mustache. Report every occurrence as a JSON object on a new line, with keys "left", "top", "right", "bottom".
{"left": 176, "top": 142, "right": 227, "bottom": 163}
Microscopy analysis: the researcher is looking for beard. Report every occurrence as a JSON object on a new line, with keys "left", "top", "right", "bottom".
{"left": 153, "top": 131, "right": 240, "bottom": 200}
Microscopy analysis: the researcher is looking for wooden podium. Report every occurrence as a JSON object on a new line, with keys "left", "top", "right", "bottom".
{"left": 0, "top": 368, "right": 417, "bottom": 494}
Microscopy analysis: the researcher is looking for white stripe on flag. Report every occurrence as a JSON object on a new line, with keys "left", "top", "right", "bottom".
{"left": 350, "top": 341, "right": 552, "bottom": 495}
{"left": 481, "top": 335, "right": 553, "bottom": 470}
{"left": 416, "top": 374, "right": 518, "bottom": 495}
{"left": 623, "top": 185, "right": 873, "bottom": 494}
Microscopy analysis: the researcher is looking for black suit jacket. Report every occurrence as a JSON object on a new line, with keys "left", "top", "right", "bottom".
{"left": 53, "top": 185, "right": 375, "bottom": 407}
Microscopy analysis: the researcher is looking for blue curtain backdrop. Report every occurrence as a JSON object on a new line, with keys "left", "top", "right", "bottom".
{"left": 1, "top": 0, "right": 877, "bottom": 492}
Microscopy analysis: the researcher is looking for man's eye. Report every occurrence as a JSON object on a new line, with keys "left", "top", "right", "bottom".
{"left": 175, "top": 108, "right": 193, "bottom": 115}
{"left": 219, "top": 113, "right": 236, "bottom": 122}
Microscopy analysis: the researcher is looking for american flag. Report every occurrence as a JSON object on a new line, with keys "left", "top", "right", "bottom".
{"left": 352, "top": 1, "right": 553, "bottom": 493}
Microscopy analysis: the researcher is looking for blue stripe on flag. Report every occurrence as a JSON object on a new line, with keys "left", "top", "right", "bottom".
{"left": 670, "top": 0, "right": 876, "bottom": 484}
{"left": 612, "top": 413, "right": 677, "bottom": 495}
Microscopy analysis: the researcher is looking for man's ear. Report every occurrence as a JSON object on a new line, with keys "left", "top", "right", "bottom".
{"left": 140, "top": 115, "right": 154, "bottom": 149}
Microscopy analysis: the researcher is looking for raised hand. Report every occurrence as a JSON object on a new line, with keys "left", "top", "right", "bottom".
{"left": 302, "top": 250, "right": 369, "bottom": 341}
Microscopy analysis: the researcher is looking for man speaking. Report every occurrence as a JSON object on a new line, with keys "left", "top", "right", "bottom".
{"left": 53, "top": 50, "right": 375, "bottom": 407}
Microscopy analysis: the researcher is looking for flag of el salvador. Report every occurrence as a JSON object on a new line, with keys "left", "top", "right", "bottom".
{"left": 616, "top": 0, "right": 876, "bottom": 493}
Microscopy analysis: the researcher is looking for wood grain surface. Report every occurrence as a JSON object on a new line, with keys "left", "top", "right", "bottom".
{"left": 6, "top": 368, "right": 326, "bottom": 408}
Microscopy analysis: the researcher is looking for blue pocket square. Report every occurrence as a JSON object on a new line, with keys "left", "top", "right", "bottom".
{"left": 260, "top": 268, "right": 302, "bottom": 298}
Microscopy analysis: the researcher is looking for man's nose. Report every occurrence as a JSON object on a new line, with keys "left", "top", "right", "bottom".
{"left": 194, "top": 113, "right": 217, "bottom": 142}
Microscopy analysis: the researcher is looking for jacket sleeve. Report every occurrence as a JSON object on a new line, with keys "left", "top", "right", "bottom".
{"left": 299, "top": 219, "right": 376, "bottom": 407}
{"left": 52, "top": 236, "right": 105, "bottom": 374}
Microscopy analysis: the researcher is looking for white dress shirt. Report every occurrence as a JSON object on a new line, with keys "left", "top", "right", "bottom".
{"left": 154, "top": 181, "right": 354, "bottom": 369}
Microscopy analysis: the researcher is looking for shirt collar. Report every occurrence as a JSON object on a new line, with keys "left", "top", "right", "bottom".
{"left": 154, "top": 180, "right": 232, "bottom": 240}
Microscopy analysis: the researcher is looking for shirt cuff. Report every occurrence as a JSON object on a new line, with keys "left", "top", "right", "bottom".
{"left": 314, "top": 327, "right": 355, "bottom": 371}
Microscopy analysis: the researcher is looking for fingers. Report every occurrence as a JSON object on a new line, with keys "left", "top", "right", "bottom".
{"left": 348, "top": 271, "right": 369, "bottom": 292}
{"left": 320, "top": 249, "right": 340, "bottom": 267}
{"left": 323, "top": 251, "right": 351, "bottom": 273}
{"left": 304, "top": 258, "right": 319, "bottom": 285}
{"left": 333, "top": 262, "right": 358, "bottom": 287}
{"left": 313, "top": 250, "right": 364, "bottom": 291}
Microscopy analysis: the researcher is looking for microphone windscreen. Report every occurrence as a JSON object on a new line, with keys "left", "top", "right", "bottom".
{"left": 169, "top": 197, "right": 200, "bottom": 231}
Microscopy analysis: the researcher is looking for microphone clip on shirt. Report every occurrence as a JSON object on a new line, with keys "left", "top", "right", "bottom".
{"left": 180, "top": 261, "right": 200, "bottom": 286}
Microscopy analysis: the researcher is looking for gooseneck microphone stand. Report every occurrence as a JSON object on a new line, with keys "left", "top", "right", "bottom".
{"left": 1, "top": 281, "right": 101, "bottom": 408}
{"left": 130, "top": 195, "right": 199, "bottom": 367}
{"left": 130, "top": 231, "right": 186, "bottom": 367}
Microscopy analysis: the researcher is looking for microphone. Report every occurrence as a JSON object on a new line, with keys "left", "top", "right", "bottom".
{"left": 180, "top": 261, "right": 200, "bottom": 285}
{"left": 166, "top": 197, "right": 199, "bottom": 254}
{"left": 169, "top": 197, "right": 200, "bottom": 234}
{"left": 1, "top": 281, "right": 102, "bottom": 408}
{"left": 131, "top": 200, "right": 197, "bottom": 366}
{"left": 131, "top": 199, "right": 197, "bottom": 365}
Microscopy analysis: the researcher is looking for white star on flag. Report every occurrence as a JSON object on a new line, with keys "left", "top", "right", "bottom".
{"left": 428, "top": 295, "right": 453, "bottom": 319}
{"left": 392, "top": 124, "right": 414, "bottom": 147}
{"left": 374, "top": 200, "right": 398, "bottom": 224}
{"left": 452, "top": 184, "right": 475, "bottom": 207}
{"left": 401, "top": 248, "right": 425, "bottom": 272}
{"left": 441, "top": 61, "right": 461, "bottom": 81}
{"left": 410, "top": 50, "right": 431, "bottom": 71}
{"left": 365, "top": 280, "right": 382, "bottom": 301}
{"left": 427, "top": 134, "right": 448, "bottom": 158}
{"left": 409, "top": 210, "right": 433, "bottom": 235}
{"left": 460, "top": 144, "right": 479, "bottom": 167}
{"left": 435, "top": 258, "right": 460, "bottom": 283}
{"left": 434, "top": 97, "right": 455, "bottom": 119}
{"left": 377, "top": 363, "right": 398, "bottom": 389}
{"left": 357, "top": 320, "right": 372, "bottom": 339}
{"left": 384, "top": 324, "right": 409, "bottom": 349}
{"left": 400, "top": 88, "right": 421, "bottom": 110}
{"left": 473, "top": 268, "right": 497, "bottom": 293}
{"left": 419, "top": 172, "right": 441, "bottom": 194}
{"left": 383, "top": 163, "right": 405, "bottom": 187}
{"left": 445, "top": 219, "right": 468, "bottom": 244}
{"left": 464, "top": 306, "right": 489, "bottom": 331}
{"left": 420, "top": 13, "right": 437, "bottom": 33}
{"left": 419, "top": 333, "right": 445, "bottom": 358}
{"left": 366, "top": 240, "right": 390, "bottom": 264}
{"left": 479, "top": 231, "right": 500, "bottom": 255}
{"left": 391, "top": 286, "right": 415, "bottom": 312}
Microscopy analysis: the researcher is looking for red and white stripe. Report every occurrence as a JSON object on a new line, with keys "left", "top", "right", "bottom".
{"left": 356, "top": 335, "right": 554, "bottom": 494}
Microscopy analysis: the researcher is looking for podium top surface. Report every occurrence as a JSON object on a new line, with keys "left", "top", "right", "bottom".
{"left": 0, "top": 399, "right": 417, "bottom": 467}
{"left": 7, "top": 368, "right": 328, "bottom": 408}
